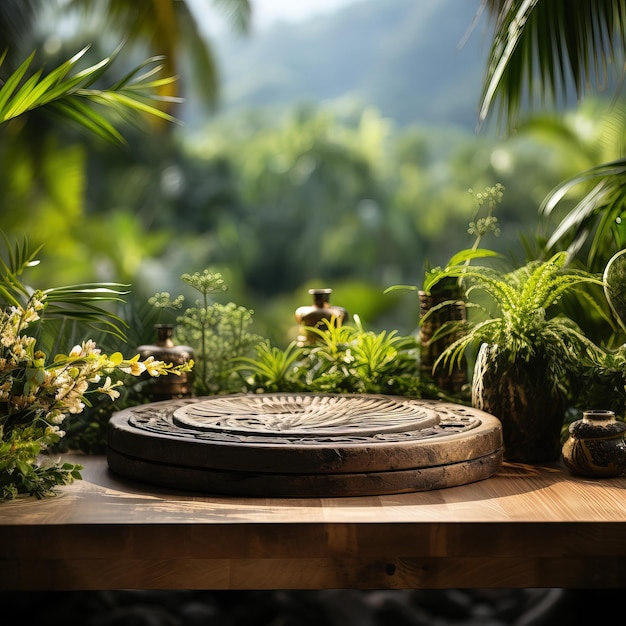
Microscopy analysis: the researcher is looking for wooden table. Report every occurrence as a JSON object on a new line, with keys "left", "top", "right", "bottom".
{"left": 1, "top": 453, "right": 626, "bottom": 590}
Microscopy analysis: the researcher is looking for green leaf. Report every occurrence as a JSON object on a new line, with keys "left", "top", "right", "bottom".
{"left": 0, "top": 50, "right": 36, "bottom": 117}
{"left": 447, "top": 248, "right": 501, "bottom": 267}
{"left": 50, "top": 99, "right": 126, "bottom": 144}
{"left": 0, "top": 45, "right": 178, "bottom": 144}
{"left": 479, "top": 0, "right": 626, "bottom": 130}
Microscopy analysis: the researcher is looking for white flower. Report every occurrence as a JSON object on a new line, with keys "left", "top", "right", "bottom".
{"left": 97, "top": 376, "right": 122, "bottom": 400}
{"left": 120, "top": 360, "right": 146, "bottom": 376}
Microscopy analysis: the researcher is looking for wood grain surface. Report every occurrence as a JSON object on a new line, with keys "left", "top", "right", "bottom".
{"left": 1, "top": 454, "right": 626, "bottom": 590}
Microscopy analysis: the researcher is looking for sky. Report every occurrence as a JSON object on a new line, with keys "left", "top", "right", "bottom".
{"left": 248, "top": 0, "right": 361, "bottom": 28}
{"left": 190, "top": 0, "right": 362, "bottom": 35}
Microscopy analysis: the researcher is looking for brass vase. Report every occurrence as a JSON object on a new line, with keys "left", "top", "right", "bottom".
{"left": 295, "top": 288, "right": 348, "bottom": 346}
{"left": 137, "top": 324, "right": 195, "bottom": 401}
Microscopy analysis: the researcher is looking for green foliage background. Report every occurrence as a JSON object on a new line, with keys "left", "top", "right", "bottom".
{"left": 1, "top": 0, "right": 621, "bottom": 351}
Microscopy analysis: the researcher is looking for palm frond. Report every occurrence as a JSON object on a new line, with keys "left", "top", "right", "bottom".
{"left": 39, "top": 283, "right": 131, "bottom": 342}
{"left": 0, "top": 232, "right": 43, "bottom": 304}
{"left": 479, "top": 0, "right": 626, "bottom": 129}
{"left": 540, "top": 158, "right": 626, "bottom": 266}
{"left": 0, "top": 235, "right": 132, "bottom": 340}
{"left": 0, "top": 45, "right": 179, "bottom": 144}
{"left": 64, "top": 0, "right": 250, "bottom": 107}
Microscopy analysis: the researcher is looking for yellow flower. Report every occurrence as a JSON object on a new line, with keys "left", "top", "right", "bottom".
{"left": 97, "top": 376, "right": 122, "bottom": 400}
{"left": 120, "top": 357, "right": 146, "bottom": 376}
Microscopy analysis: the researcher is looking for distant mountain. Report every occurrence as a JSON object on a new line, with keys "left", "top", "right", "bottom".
{"left": 202, "top": 0, "right": 489, "bottom": 131}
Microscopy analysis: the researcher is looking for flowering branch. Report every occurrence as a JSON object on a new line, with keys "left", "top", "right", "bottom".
{"left": 0, "top": 289, "right": 193, "bottom": 500}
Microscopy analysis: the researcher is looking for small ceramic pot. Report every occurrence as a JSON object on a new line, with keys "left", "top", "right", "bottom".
{"left": 562, "top": 410, "right": 626, "bottom": 477}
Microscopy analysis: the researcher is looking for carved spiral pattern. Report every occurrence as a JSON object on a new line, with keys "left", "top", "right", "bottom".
{"left": 126, "top": 394, "right": 483, "bottom": 445}
{"left": 173, "top": 393, "right": 439, "bottom": 436}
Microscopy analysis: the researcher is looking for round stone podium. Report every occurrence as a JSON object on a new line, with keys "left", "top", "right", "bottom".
{"left": 106, "top": 393, "right": 503, "bottom": 497}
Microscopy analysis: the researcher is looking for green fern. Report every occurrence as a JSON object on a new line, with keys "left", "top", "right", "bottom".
{"left": 427, "top": 252, "right": 609, "bottom": 385}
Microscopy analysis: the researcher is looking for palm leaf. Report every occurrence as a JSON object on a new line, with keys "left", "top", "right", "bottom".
{"left": 479, "top": 0, "right": 626, "bottom": 129}
{"left": 540, "top": 158, "right": 626, "bottom": 266}
{"left": 0, "top": 45, "right": 178, "bottom": 144}
{"left": 0, "top": 50, "right": 37, "bottom": 114}
{"left": 0, "top": 235, "right": 132, "bottom": 340}
{"left": 49, "top": 98, "right": 125, "bottom": 143}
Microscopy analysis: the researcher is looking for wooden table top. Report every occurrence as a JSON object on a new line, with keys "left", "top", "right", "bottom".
{"left": 2, "top": 453, "right": 626, "bottom": 590}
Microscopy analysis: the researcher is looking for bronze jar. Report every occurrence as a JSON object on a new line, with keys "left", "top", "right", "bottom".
{"left": 562, "top": 409, "right": 626, "bottom": 477}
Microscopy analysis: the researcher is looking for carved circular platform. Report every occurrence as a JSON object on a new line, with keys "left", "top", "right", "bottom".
{"left": 106, "top": 393, "right": 503, "bottom": 497}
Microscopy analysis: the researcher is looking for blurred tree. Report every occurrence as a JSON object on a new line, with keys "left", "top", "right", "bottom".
{"left": 1, "top": 0, "right": 251, "bottom": 108}
{"left": 0, "top": 0, "right": 35, "bottom": 68}
{"left": 0, "top": 0, "right": 250, "bottom": 288}
{"left": 235, "top": 108, "right": 390, "bottom": 292}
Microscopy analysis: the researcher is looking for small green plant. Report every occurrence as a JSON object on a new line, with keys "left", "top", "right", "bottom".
{"left": 387, "top": 184, "right": 504, "bottom": 299}
{"left": 150, "top": 270, "right": 262, "bottom": 395}
{"left": 234, "top": 340, "right": 307, "bottom": 393}
{"left": 571, "top": 345, "right": 626, "bottom": 420}
{"left": 235, "top": 316, "right": 435, "bottom": 398}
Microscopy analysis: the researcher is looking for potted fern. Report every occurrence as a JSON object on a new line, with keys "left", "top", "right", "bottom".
{"left": 425, "top": 251, "right": 607, "bottom": 462}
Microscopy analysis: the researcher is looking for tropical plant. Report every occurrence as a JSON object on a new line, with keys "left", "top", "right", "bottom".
{"left": 0, "top": 43, "right": 185, "bottom": 287}
{"left": 0, "top": 0, "right": 251, "bottom": 108}
{"left": 0, "top": 44, "right": 178, "bottom": 142}
{"left": 0, "top": 37, "right": 202, "bottom": 498}
{"left": 0, "top": 0, "right": 253, "bottom": 291}
{"left": 478, "top": 0, "right": 626, "bottom": 130}
{"left": 425, "top": 250, "right": 609, "bottom": 461}
{"left": 425, "top": 251, "right": 607, "bottom": 371}
{"left": 0, "top": 236, "right": 192, "bottom": 499}
{"left": 478, "top": 0, "right": 626, "bottom": 272}
{"left": 0, "top": 41, "right": 183, "bottom": 345}
{"left": 538, "top": 159, "right": 626, "bottom": 270}
{"left": 233, "top": 339, "right": 307, "bottom": 393}
{"left": 235, "top": 316, "right": 431, "bottom": 398}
